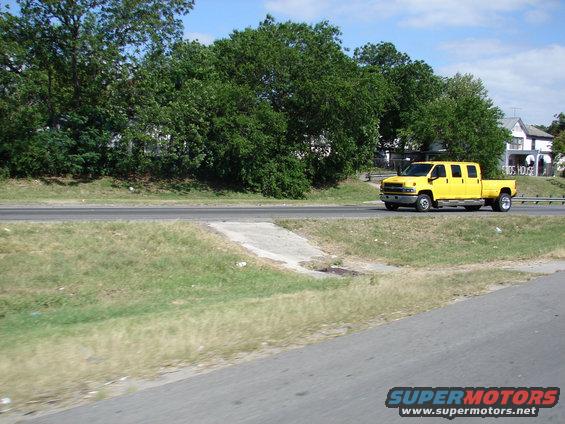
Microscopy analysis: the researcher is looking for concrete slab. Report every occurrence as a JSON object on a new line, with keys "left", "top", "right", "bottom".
{"left": 209, "top": 223, "right": 405, "bottom": 276}
{"left": 506, "top": 260, "right": 565, "bottom": 274}
{"left": 208, "top": 222, "right": 329, "bottom": 277}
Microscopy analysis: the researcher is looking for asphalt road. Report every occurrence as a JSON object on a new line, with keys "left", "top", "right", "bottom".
{"left": 29, "top": 272, "right": 564, "bottom": 424}
{"left": 1, "top": 204, "right": 565, "bottom": 221}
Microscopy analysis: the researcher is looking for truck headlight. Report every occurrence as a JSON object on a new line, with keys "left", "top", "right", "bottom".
{"left": 404, "top": 188, "right": 416, "bottom": 193}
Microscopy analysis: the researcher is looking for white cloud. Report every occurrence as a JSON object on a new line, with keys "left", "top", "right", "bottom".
{"left": 264, "top": 0, "right": 557, "bottom": 28}
{"left": 184, "top": 32, "right": 215, "bottom": 46}
{"left": 439, "top": 44, "right": 565, "bottom": 125}
{"left": 381, "top": 0, "right": 548, "bottom": 28}
{"left": 439, "top": 38, "right": 517, "bottom": 60}
{"left": 264, "top": 0, "right": 332, "bottom": 20}
{"left": 523, "top": 8, "right": 551, "bottom": 24}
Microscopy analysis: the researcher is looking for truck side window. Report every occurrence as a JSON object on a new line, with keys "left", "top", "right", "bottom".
{"left": 467, "top": 165, "right": 477, "bottom": 178}
{"left": 432, "top": 165, "right": 446, "bottom": 178}
{"left": 451, "top": 165, "right": 462, "bottom": 178}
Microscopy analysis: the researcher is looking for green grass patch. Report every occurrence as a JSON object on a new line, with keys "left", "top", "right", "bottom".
{"left": 0, "top": 222, "right": 348, "bottom": 405}
{"left": 0, "top": 222, "right": 346, "bottom": 341}
{"left": 278, "top": 216, "right": 565, "bottom": 267}
{"left": 0, "top": 221, "right": 537, "bottom": 411}
{"left": 512, "top": 175, "right": 565, "bottom": 197}
{"left": 0, "top": 177, "right": 377, "bottom": 205}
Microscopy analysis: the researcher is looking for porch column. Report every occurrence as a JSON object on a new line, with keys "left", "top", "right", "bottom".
{"left": 534, "top": 151, "right": 539, "bottom": 176}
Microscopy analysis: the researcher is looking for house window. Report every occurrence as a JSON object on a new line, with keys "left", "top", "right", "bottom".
{"left": 532, "top": 139, "right": 536, "bottom": 150}
{"left": 509, "top": 137, "right": 523, "bottom": 149}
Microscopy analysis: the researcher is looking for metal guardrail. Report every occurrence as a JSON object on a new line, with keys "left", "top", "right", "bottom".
{"left": 515, "top": 195, "right": 565, "bottom": 205}
{"left": 366, "top": 172, "right": 396, "bottom": 181}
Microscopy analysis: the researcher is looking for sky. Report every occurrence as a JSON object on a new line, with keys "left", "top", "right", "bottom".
{"left": 3, "top": 0, "right": 564, "bottom": 125}
{"left": 182, "top": 0, "right": 565, "bottom": 126}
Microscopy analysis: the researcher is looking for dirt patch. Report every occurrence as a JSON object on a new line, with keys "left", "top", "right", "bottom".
{"left": 317, "top": 266, "right": 361, "bottom": 276}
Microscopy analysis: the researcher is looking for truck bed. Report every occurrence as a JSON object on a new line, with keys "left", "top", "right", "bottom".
{"left": 482, "top": 179, "right": 516, "bottom": 198}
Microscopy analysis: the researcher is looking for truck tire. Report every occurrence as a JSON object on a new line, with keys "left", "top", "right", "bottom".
{"left": 492, "top": 193, "right": 511, "bottom": 212}
{"left": 464, "top": 205, "right": 482, "bottom": 211}
{"left": 384, "top": 202, "right": 399, "bottom": 211}
{"left": 415, "top": 194, "right": 432, "bottom": 212}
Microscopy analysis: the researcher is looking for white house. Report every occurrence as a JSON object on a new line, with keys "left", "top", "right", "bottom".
{"left": 376, "top": 117, "right": 555, "bottom": 176}
{"left": 499, "top": 117, "right": 554, "bottom": 176}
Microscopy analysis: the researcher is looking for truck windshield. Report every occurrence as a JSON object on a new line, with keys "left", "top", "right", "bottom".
{"left": 401, "top": 164, "right": 433, "bottom": 176}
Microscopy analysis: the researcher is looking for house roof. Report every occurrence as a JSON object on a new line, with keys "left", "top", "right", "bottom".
{"left": 525, "top": 125, "right": 553, "bottom": 139}
{"left": 498, "top": 117, "right": 554, "bottom": 139}
{"left": 499, "top": 117, "right": 521, "bottom": 131}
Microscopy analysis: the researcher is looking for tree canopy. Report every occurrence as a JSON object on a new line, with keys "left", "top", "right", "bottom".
{"left": 405, "top": 74, "right": 509, "bottom": 178}
{"left": 354, "top": 42, "right": 442, "bottom": 151}
{"left": 1, "top": 0, "right": 195, "bottom": 176}
{"left": 542, "top": 113, "right": 565, "bottom": 163}
{"left": 1, "top": 3, "right": 513, "bottom": 195}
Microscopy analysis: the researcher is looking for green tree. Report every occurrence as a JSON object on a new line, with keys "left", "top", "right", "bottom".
{"left": 407, "top": 74, "right": 509, "bottom": 178}
{"left": 209, "top": 17, "right": 387, "bottom": 194}
{"left": 354, "top": 42, "right": 441, "bottom": 151}
{"left": 535, "top": 113, "right": 564, "bottom": 165}
{"left": 545, "top": 112, "right": 565, "bottom": 136}
{"left": 109, "top": 41, "right": 216, "bottom": 177}
{"left": 548, "top": 113, "right": 565, "bottom": 165}
{"left": 0, "top": 0, "right": 195, "bottom": 176}
{"left": 553, "top": 131, "right": 565, "bottom": 162}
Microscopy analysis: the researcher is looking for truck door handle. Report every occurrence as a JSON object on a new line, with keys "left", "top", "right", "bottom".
{"left": 477, "top": 179, "right": 479, "bottom": 183}
{"left": 462, "top": 178, "right": 464, "bottom": 183}
{"left": 446, "top": 179, "right": 449, "bottom": 183}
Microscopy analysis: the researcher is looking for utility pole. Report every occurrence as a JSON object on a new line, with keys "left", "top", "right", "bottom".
{"left": 510, "top": 107, "right": 521, "bottom": 118}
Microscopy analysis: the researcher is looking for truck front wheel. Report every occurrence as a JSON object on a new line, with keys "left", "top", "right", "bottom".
{"left": 415, "top": 194, "right": 432, "bottom": 212}
{"left": 492, "top": 193, "right": 512, "bottom": 212}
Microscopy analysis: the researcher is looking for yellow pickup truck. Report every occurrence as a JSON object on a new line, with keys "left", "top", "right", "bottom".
{"left": 380, "top": 161, "right": 516, "bottom": 212}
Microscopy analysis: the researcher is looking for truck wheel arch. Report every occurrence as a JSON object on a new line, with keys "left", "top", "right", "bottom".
{"left": 418, "top": 190, "right": 434, "bottom": 201}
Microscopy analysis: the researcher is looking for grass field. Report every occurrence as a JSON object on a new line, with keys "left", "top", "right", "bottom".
{"left": 0, "top": 220, "right": 534, "bottom": 412}
{"left": 0, "top": 177, "right": 377, "bottom": 205}
{"left": 0, "top": 222, "right": 346, "bottom": 407}
{"left": 513, "top": 175, "right": 565, "bottom": 197}
{"left": 1, "top": 175, "right": 563, "bottom": 205}
{"left": 279, "top": 216, "right": 565, "bottom": 267}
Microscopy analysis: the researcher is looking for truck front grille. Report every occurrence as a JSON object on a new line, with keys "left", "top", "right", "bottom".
{"left": 382, "top": 183, "right": 403, "bottom": 190}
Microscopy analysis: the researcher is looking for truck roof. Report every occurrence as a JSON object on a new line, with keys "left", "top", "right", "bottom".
{"left": 413, "top": 161, "right": 480, "bottom": 166}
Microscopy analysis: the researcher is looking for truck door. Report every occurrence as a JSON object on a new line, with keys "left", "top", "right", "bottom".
{"left": 449, "top": 164, "right": 465, "bottom": 199}
{"left": 430, "top": 164, "right": 450, "bottom": 200}
{"left": 465, "top": 164, "right": 482, "bottom": 199}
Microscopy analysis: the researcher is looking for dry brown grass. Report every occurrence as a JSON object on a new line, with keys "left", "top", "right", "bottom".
{"left": 1, "top": 267, "right": 530, "bottom": 412}
{"left": 0, "top": 219, "right": 544, "bottom": 414}
{"left": 279, "top": 216, "right": 565, "bottom": 267}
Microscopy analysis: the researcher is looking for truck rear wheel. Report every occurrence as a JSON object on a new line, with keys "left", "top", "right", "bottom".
{"left": 492, "top": 193, "right": 511, "bottom": 212}
{"left": 415, "top": 194, "right": 432, "bottom": 212}
{"left": 384, "top": 202, "right": 399, "bottom": 211}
